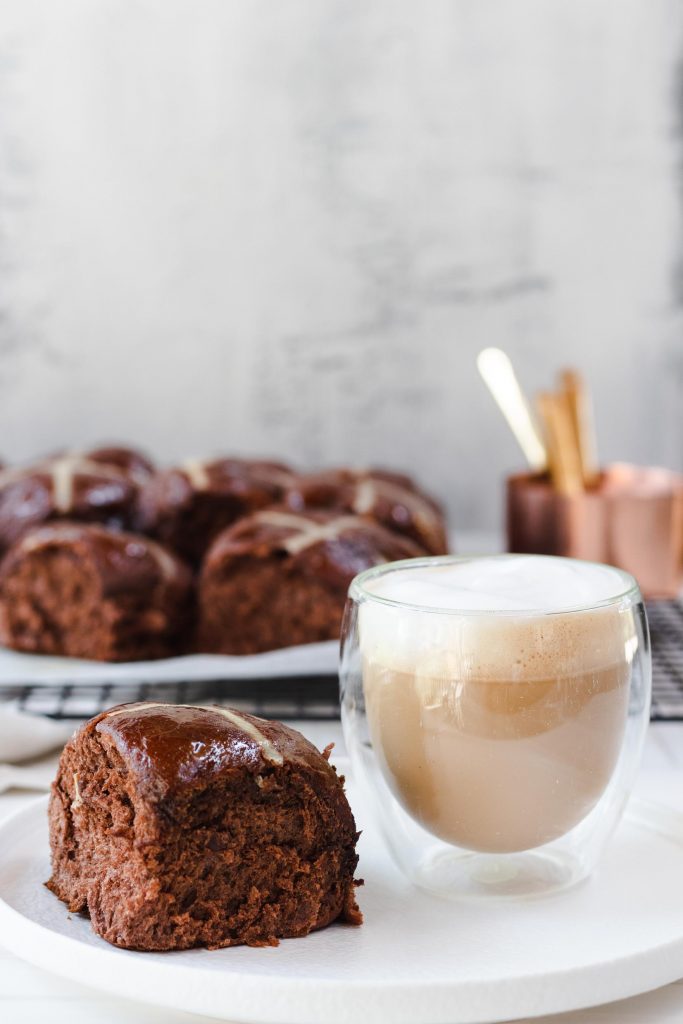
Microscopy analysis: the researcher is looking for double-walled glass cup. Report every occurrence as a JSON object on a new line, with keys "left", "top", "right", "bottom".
{"left": 340, "top": 555, "right": 651, "bottom": 900}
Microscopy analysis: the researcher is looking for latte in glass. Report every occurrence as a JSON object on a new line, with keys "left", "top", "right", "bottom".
{"left": 359, "top": 556, "right": 635, "bottom": 853}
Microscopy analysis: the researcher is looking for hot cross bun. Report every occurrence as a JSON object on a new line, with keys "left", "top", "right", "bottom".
{"left": 0, "top": 523, "right": 192, "bottom": 661}
{"left": 197, "top": 507, "right": 425, "bottom": 654}
{"left": 47, "top": 702, "right": 362, "bottom": 949}
{"left": 286, "top": 467, "right": 448, "bottom": 555}
{"left": 138, "top": 457, "right": 296, "bottom": 565}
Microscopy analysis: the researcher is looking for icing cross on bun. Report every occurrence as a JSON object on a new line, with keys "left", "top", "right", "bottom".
{"left": 47, "top": 702, "right": 362, "bottom": 950}
{"left": 286, "top": 467, "right": 449, "bottom": 555}
{"left": 252, "top": 509, "right": 383, "bottom": 554}
{"left": 82, "top": 445, "right": 155, "bottom": 484}
{"left": 138, "top": 456, "right": 296, "bottom": 564}
{"left": 17, "top": 521, "right": 180, "bottom": 581}
{"left": 197, "top": 506, "right": 425, "bottom": 654}
{"left": 0, "top": 455, "right": 130, "bottom": 512}
{"left": 0, "top": 522, "right": 192, "bottom": 661}
{"left": 0, "top": 454, "right": 142, "bottom": 550}
{"left": 180, "top": 457, "right": 293, "bottom": 493}
{"left": 104, "top": 701, "right": 286, "bottom": 765}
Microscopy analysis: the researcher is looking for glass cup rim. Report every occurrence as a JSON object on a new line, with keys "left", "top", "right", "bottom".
{"left": 348, "top": 553, "right": 641, "bottom": 617}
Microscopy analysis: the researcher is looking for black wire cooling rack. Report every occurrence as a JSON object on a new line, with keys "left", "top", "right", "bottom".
{"left": 1, "top": 674, "right": 341, "bottom": 722}
{"left": 2, "top": 599, "right": 683, "bottom": 722}
{"left": 644, "top": 599, "right": 683, "bottom": 720}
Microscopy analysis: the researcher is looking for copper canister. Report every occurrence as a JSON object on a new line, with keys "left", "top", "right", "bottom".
{"left": 507, "top": 464, "right": 683, "bottom": 599}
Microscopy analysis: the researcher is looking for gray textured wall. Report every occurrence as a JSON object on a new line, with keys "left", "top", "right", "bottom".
{"left": 1, "top": 1, "right": 682, "bottom": 531}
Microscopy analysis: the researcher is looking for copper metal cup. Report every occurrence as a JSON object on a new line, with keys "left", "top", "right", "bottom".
{"left": 507, "top": 463, "right": 683, "bottom": 599}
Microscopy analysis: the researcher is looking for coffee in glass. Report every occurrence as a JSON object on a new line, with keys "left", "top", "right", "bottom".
{"left": 341, "top": 555, "right": 650, "bottom": 899}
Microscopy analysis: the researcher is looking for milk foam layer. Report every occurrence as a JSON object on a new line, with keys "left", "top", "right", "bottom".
{"left": 358, "top": 556, "right": 637, "bottom": 680}
{"left": 361, "top": 555, "right": 630, "bottom": 612}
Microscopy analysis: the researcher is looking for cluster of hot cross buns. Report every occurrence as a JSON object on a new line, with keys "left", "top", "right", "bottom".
{"left": 0, "top": 445, "right": 448, "bottom": 660}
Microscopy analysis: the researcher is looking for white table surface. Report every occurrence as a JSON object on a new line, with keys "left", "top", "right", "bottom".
{"left": 0, "top": 719, "right": 682, "bottom": 1024}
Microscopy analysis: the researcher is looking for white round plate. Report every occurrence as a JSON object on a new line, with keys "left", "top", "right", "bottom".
{"left": 1, "top": 781, "right": 683, "bottom": 1024}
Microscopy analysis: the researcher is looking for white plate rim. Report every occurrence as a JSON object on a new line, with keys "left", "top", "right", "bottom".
{"left": 0, "top": 639, "right": 339, "bottom": 686}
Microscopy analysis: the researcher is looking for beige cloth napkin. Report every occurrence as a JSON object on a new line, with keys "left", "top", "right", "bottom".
{"left": 0, "top": 704, "right": 75, "bottom": 767}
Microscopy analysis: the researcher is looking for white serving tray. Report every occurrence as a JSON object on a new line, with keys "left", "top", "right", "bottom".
{"left": 0, "top": 640, "right": 338, "bottom": 686}
{"left": 1, "top": 770, "right": 683, "bottom": 1024}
